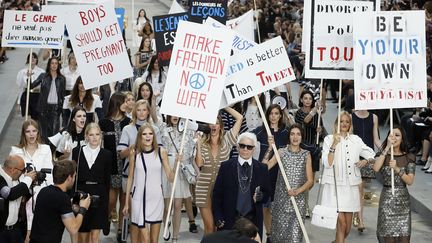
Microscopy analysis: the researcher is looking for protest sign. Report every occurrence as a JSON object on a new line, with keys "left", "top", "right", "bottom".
{"left": 115, "top": 8, "right": 125, "bottom": 33}
{"left": 353, "top": 11, "right": 427, "bottom": 110}
{"left": 169, "top": 0, "right": 186, "bottom": 14}
{"left": 48, "top": 0, "right": 108, "bottom": 3}
{"left": 189, "top": 0, "right": 227, "bottom": 24}
{"left": 1, "top": 10, "right": 64, "bottom": 49}
{"left": 223, "top": 37, "right": 295, "bottom": 104}
{"left": 64, "top": 1, "right": 133, "bottom": 89}
{"left": 205, "top": 17, "right": 256, "bottom": 108}
{"left": 160, "top": 21, "right": 233, "bottom": 124}
{"left": 304, "top": 0, "right": 374, "bottom": 79}
{"left": 153, "top": 12, "right": 189, "bottom": 67}
{"left": 226, "top": 10, "right": 254, "bottom": 41}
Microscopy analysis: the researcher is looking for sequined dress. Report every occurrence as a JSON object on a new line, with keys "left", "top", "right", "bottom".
{"left": 271, "top": 148, "right": 309, "bottom": 243}
{"left": 377, "top": 153, "right": 415, "bottom": 238}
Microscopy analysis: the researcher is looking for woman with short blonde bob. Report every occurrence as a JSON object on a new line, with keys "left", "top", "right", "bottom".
{"left": 321, "top": 111, "right": 375, "bottom": 243}
{"left": 123, "top": 124, "right": 175, "bottom": 243}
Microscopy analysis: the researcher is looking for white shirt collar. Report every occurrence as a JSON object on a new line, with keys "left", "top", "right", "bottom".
{"left": 238, "top": 156, "right": 252, "bottom": 166}
{"left": 83, "top": 145, "right": 100, "bottom": 168}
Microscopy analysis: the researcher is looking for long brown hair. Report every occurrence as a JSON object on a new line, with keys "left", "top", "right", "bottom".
{"left": 17, "top": 119, "right": 42, "bottom": 148}
{"left": 69, "top": 76, "right": 94, "bottom": 111}
{"left": 201, "top": 114, "right": 225, "bottom": 146}
{"left": 135, "top": 124, "right": 158, "bottom": 154}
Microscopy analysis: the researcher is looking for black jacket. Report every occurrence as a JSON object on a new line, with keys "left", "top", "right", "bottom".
{"left": 0, "top": 175, "right": 31, "bottom": 230}
{"left": 31, "top": 73, "right": 66, "bottom": 113}
{"left": 212, "top": 158, "right": 270, "bottom": 237}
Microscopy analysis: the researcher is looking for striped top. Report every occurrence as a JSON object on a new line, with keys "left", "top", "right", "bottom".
{"left": 195, "top": 130, "right": 237, "bottom": 207}
{"left": 295, "top": 108, "right": 321, "bottom": 145}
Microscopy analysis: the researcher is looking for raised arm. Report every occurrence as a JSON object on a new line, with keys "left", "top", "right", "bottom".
{"left": 224, "top": 106, "right": 243, "bottom": 137}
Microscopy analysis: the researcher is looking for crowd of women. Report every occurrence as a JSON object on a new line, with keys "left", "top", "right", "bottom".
{"left": 5, "top": 0, "right": 427, "bottom": 243}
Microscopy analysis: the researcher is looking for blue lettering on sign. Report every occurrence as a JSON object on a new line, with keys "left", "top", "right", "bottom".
{"left": 190, "top": 6, "right": 226, "bottom": 18}
{"left": 154, "top": 14, "right": 189, "bottom": 32}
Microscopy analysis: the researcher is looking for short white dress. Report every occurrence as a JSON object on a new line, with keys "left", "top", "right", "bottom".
{"left": 131, "top": 149, "right": 164, "bottom": 227}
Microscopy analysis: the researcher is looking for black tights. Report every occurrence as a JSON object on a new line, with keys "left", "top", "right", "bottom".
{"left": 384, "top": 236, "right": 410, "bottom": 243}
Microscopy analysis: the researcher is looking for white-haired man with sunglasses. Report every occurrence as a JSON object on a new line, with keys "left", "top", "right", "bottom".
{"left": 212, "top": 132, "right": 270, "bottom": 239}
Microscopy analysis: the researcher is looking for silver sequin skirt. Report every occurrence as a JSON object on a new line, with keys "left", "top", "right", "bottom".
{"left": 377, "top": 186, "right": 411, "bottom": 237}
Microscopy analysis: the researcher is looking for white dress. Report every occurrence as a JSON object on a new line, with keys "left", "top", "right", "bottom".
{"left": 131, "top": 149, "right": 164, "bottom": 227}
{"left": 10, "top": 144, "right": 53, "bottom": 230}
{"left": 160, "top": 125, "right": 195, "bottom": 199}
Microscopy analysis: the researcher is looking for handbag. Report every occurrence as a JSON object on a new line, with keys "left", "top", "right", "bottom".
{"left": 181, "top": 163, "right": 197, "bottom": 185}
{"left": 311, "top": 161, "right": 339, "bottom": 230}
{"left": 168, "top": 132, "right": 197, "bottom": 184}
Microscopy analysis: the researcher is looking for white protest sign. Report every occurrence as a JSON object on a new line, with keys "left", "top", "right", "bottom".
{"left": 169, "top": 0, "right": 186, "bottom": 14}
{"left": 353, "top": 10, "right": 427, "bottom": 110}
{"left": 1, "top": 10, "right": 64, "bottom": 49}
{"left": 160, "top": 21, "right": 234, "bottom": 124}
{"left": 205, "top": 17, "right": 256, "bottom": 108}
{"left": 223, "top": 37, "right": 295, "bottom": 104}
{"left": 226, "top": 10, "right": 254, "bottom": 42}
{"left": 64, "top": 1, "right": 133, "bottom": 89}
{"left": 48, "top": 0, "right": 110, "bottom": 3}
{"left": 304, "top": 0, "right": 373, "bottom": 79}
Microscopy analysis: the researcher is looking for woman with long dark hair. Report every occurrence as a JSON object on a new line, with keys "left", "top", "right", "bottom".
{"left": 49, "top": 106, "right": 87, "bottom": 160}
{"left": 62, "top": 76, "right": 103, "bottom": 127}
{"left": 99, "top": 92, "right": 131, "bottom": 242}
{"left": 30, "top": 57, "right": 66, "bottom": 142}
{"left": 373, "top": 126, "right": 415, "bottom": 243}
{"left": 141, "top": 56, "right": 166, "bottom": 105}
{"left": 295, "top": 90, "right": 322, "bottom": 145}
{"left": 252, "top": 103, "right": 289, "bottom": 242}
{"left": 135, "top": 37, "right": 154, "bottom": 77}
{"left": 264, "top": 124, "right": 313, "bottom": 243}
{"left": 133, "top": 8, "right": 150, "bottom": 47}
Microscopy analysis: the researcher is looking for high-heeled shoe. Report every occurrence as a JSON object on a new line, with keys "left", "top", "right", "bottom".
{"left": 352, "top": 213, "right": 359, "bottom": 227}
{"left": 422, "top": 158, "right": 432, "bottom": 170}
{"left": 426, "top": 166, "right": 432, "bottom": 173}
{"left": 357, "top": 221, "right": 365, "bottom": 233}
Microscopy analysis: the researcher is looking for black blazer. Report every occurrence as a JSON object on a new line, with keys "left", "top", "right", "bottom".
{"left": 212, "top": 158, "right": 270, "bottom": 236}
{"left": 0, "top": 175, "right": 31, "bottom": 230}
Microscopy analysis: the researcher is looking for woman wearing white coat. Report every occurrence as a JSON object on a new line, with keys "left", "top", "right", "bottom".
{"left": 321, "top": 111, "right": 375, "bottom": 243}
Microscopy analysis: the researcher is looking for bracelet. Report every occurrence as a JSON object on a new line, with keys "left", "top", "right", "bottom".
{"left": 78, "top": 207, "right": 87, "bottom": 216}
{"left": 329, "top": 148, "right": 335, "bottom": 153}
{"left": 398, "top": 170, "right": 405, "bottom": 177}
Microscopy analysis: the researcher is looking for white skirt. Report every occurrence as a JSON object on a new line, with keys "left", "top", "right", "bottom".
{"left": 321, "top": 183, "right": 360, "bottom": 212}
{"left": 162, "top": 156, "right": 192, "bottom": 199}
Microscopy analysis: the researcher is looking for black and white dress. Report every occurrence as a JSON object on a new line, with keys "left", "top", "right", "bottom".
{"left": 72, "top": 145, "right": 112, "bottom": 232}
{"left": 130, "top": 149, "right": 164, "bottom": 227}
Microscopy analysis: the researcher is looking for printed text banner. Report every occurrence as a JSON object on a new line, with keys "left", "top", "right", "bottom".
{"left": 353, "top": 10, "right": 427, "bottom": 110}
{"left": 64, "top": 1, "right": 133, "bottom": 90}
{"left": 1, "top": 10, "right": 64, "bottom": 49}
{"left": 304, "top": 0, "right": 373, "bottom": 79}
{"left": 188, "top": 0, "right": 228, "bottom": 24}
{"left": 160, "top": 21, "right": 233, "bottom": 124}
{"left": 154, "top": 12, "right": 189, "bottom": 67}
{"left": 223, "top": 37, "right": 295, "bottom": 104}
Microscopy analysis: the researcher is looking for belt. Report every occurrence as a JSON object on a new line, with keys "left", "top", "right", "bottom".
{"left": 383, "top": 185, "right": 406, "bottom": 188}
{"left": 23, "top": 88, "right": 40, "bottom": 94}
{"left": 78, "top": 181, "right": 100, "bottom": 185}
{"left": 4, "top": 224, "right": 17, "bottom": 230}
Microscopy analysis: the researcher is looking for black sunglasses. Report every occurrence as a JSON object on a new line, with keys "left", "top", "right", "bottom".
{"left": 238, "top": 143, "right": 255, "bottom": 150}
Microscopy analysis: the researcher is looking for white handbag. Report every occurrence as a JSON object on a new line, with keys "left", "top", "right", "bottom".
{"left": 311, "top": 163, "right": 339, "bottom": 229}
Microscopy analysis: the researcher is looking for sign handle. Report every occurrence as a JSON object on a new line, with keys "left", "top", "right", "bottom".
{"left": 25, "top": 48, "right": 33, "bottom": 121}
{"left": 254, "top": 95, "right": 310, "bottom": 243}
{"left": 390, "top": 108, "right": 395, "bottom": 195}
{"left": 316, "top": 79, "right": 324, "bottom": 145}
{"left": 163, "top": 119, "right": 189, "bottom": 239}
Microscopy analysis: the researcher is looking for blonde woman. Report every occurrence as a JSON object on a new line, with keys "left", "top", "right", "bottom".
{"left": 123, "top": 124, "right": 174, "bottom": 243}
{"left": 321, "top": 111, "right": 375, "bottom": 243}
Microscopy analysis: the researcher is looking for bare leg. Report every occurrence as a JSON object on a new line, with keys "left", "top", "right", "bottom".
{"left": 150, "top": 223, "right": 161, "bottom": 243}
{"left": 263, "top": 206, "right": 272, "bottom": 239}
{"left": 199, "top": 205, "right": 215, "bottom": 235}
{"left": 358, "top": 182, "right": 365, "bottom": 230}
{"left": 421, "top": 139, "right": 430, "bottom": 161}
{"left": 89, "top": 229, "right": 100, "bottom": 243}
{"left": 78, "top": 233, "right": 89, "bottom": 243}
{"left": 172, "top": 199, "right": 182, "bottom": 239}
